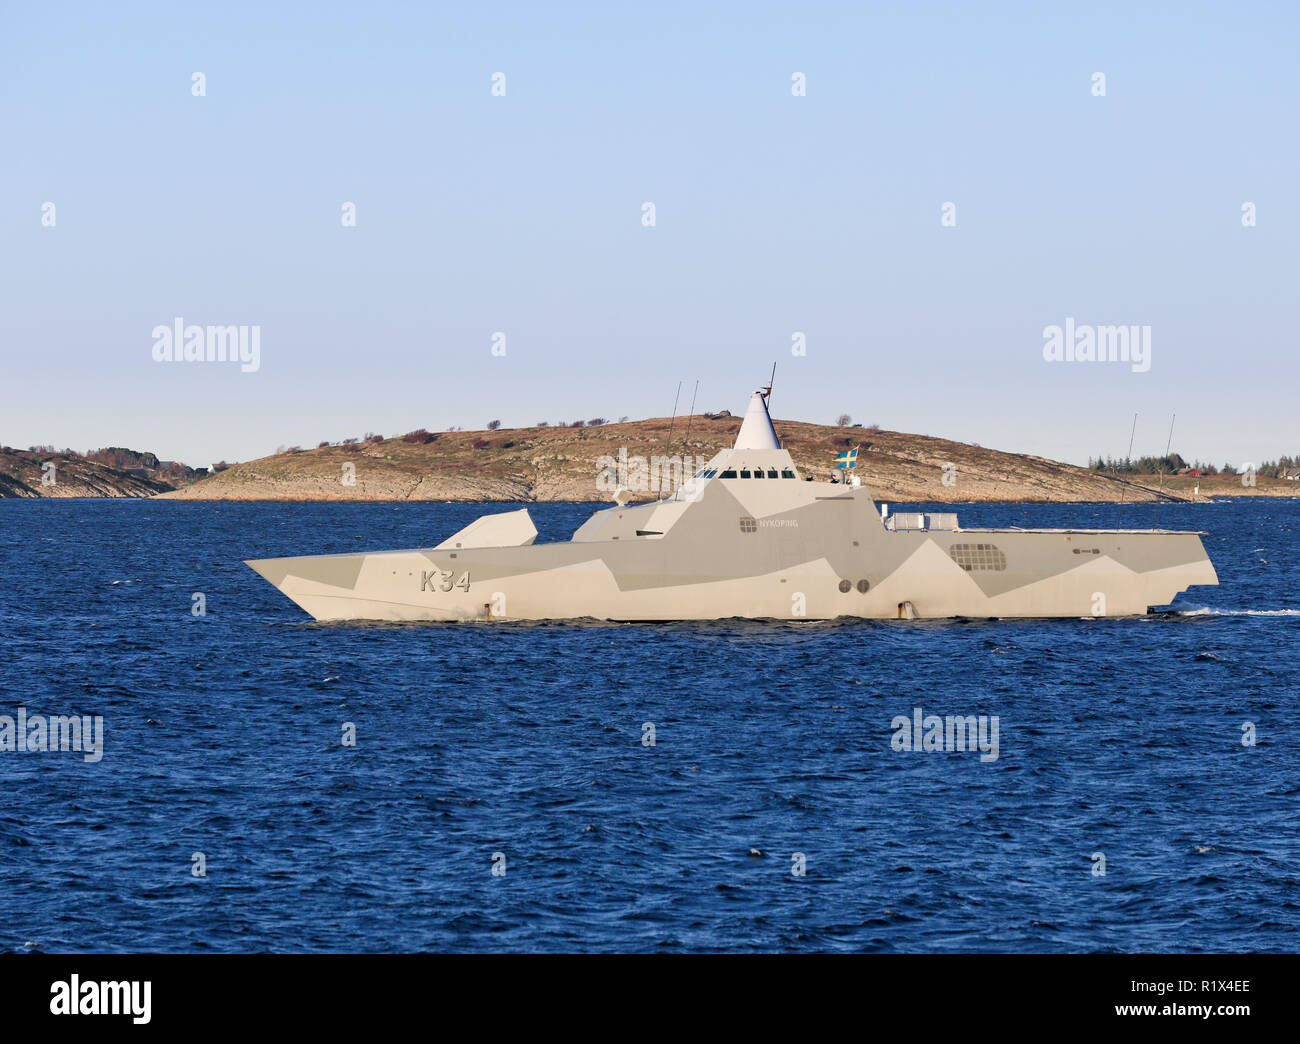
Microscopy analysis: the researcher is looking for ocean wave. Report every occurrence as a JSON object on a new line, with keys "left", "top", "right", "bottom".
{"left": 1178, "top": 607, "right": 1300, "bottom": 617}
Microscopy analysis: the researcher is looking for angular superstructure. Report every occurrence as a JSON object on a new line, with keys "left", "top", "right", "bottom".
{"left": 246, "top": 387, "right": 1218, "bottom": 622}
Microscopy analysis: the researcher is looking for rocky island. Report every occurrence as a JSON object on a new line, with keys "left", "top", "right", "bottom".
{"left": 4, "top": 419, "right": 1294, "bottom": 503}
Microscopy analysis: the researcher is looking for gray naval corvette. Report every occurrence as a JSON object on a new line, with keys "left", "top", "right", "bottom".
{"left": 247, "top": 389, "right": 1218, "bottom": 622}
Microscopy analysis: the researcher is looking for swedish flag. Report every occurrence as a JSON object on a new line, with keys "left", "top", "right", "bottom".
{"left": 834, "top": 447, "right": 858, "bottom": 469}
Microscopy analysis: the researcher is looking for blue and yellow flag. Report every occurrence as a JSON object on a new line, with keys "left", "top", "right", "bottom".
{"left": 834, "top": 447, "right": 858, "bottom": 469}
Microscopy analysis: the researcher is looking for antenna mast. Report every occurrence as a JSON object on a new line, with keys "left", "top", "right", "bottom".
{"left": 664, "top": 380, "right": 682, "bottom": 447}
{"left": 662, "top": 381, "right": 682, "bottom": 501}
{"left": 1154, "top": 413, "right": 1175, "bottom": 528}
{"left": 679, "top": 379, "right": 699, "bottom": 456}
{"left": 1116, "top": 412, "right": 1138, "bottom": 527}
{"left": 763, "top": 361, "right": 779, "bottom": 446}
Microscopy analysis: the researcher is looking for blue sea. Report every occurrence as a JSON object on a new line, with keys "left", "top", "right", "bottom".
{"left": 1, "top": 498, "right": 1296, "bottom": 953}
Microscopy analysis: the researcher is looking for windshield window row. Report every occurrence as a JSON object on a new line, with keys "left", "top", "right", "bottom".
{"left": 700, "top": 468, "right": 798, "bottom": 479}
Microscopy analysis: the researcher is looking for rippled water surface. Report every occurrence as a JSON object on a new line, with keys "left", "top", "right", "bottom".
{"left": 1, "top": 498, "right": 1297, "bottom": 952}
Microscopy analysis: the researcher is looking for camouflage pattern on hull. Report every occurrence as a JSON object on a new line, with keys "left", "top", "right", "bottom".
{"left": 246, "top": 392, "right": 1218, "bottom": 622}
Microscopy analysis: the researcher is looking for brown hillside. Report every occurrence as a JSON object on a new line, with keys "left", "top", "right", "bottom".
{"left": 0, "top": 448, "right": 173, "bottom": 499}
{"left": 151, "top": 416, "right": 1242, "bottom": 504}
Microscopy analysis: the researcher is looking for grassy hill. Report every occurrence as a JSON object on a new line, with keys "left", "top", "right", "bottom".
{"left": 152, "top": 415, "right": 1247, "bottom": 504}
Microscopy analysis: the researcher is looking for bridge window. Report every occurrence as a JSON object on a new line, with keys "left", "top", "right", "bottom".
{"left": 739, "top": 470, "right": 751, "bottom": 478}
{"left": 721, "top": 470, "right": 737, "bottom": 478}
{"left": 781, "top": 469, "right": 796, "bottom": 479}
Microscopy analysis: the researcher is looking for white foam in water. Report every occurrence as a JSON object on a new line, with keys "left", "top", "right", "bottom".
{"left": 1179, "top": 607, "right": 1300, "bottom": 617}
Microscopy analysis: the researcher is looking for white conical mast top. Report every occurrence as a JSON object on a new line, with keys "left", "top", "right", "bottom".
{"left": 733, "top": 390, "right": 780, "bottom": 450}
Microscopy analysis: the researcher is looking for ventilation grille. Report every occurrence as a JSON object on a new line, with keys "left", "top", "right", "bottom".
{"left": 949, "top": 543, "right": 1007, "bottom": 572}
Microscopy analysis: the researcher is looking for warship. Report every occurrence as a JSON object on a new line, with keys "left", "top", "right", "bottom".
{"left": 246, "top": 386, "right": 1218, "bottom": 622}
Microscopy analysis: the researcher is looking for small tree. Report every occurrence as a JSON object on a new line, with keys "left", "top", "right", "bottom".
{"left": 836, "top": 413, "right": 852, "bottom": 427}
{"left": 487, "top": 419, "right": 502, "bottom": 431}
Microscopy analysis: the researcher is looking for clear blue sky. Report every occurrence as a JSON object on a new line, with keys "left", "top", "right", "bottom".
{"left": 2, "top": 1, "right": 1296, "bottom": 469}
